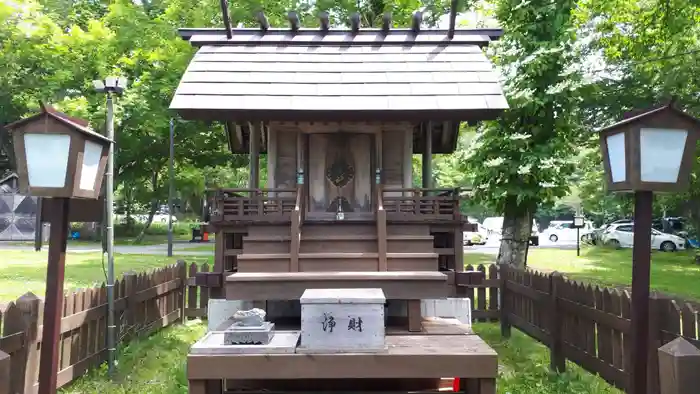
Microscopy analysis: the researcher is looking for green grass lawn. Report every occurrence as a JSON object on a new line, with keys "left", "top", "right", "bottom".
{"left": 0, "top": 250, "right": 212, "bottom": 302}
{"left": 473, "top": 323, "right": 621, "bottom": 394}
{"left": 59, "top": 321, "right": 620, "bottom": 394}
{"left": 60, "top": 321, "right": 206, "bottom": 394}
{"left": 465, "top": 246, "right": 700, "bottom": 300}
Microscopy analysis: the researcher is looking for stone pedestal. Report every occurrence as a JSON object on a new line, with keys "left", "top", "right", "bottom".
{"left": 299, "top": 288, "right": 386, "bottom": 353}
{"left": 223, "top": 322, "right": 275, "bottom": 345}
{"left": 207, "top": 299, "right": 253, "bottom": 331}
{"left": 191, "top": 331, "right": 300, "bottom": 355}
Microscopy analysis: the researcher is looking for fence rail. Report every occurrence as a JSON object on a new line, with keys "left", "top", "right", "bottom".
{"left": 1, "top": 261, "right": 698, "bottom": 394}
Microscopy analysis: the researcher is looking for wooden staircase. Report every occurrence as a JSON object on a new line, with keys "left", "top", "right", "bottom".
{"left": 237, "top": 223, "right": 439, "bottom": 273}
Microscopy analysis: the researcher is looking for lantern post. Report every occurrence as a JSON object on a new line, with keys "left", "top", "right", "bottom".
{"left": 6, "top": 104, "right": 112, "bottom": 394}
{"left": 598, "top": 101, "right": 700, "bottom": 394}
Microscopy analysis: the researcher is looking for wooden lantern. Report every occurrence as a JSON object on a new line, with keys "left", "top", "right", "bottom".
{"left": 6, "top": 103, "right": 111, "bottom": 199}
{"left": 598, "top": 102, "right": 700, "bottom": 193}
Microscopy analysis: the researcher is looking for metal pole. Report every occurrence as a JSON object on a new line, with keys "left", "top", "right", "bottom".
{"left": 105, "top": 92, "right": 116, "bottom": 378}
{"left": 38, "top": 198, "right": 70, "bottom": 394}
{"left": 168, "top": 118, "right": 175, "bottom": 257}
{"left": 576, "top": 227, "right": 580, "bottom": 256}
{"left": 630, "top": 190, "right": 653, "bottom": 394}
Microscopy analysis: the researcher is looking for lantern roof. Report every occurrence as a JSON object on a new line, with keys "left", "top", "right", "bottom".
{"left": 598, "top": 101, "right": 700, "bottom": 134}
{"left": 4, "top": 103, "right": 111, "bottom": 143}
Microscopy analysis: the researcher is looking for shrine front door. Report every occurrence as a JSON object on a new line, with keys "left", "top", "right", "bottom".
{"left": 306, "top": 133, "right": 375, "bottom": 221}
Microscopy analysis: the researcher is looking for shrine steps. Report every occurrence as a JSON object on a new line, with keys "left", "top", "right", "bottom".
{"left": 225, "top": 271, "right": 449, "bottom": 301}
{"left": 238, "top": 223, "right": 438, "bottom": 272}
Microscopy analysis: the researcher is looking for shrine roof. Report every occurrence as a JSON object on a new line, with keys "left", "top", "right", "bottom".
{"left": 170, "top": 28, "right": 508, "bottom": 122}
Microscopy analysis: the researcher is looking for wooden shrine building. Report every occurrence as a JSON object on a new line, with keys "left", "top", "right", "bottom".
{"left": 170, "top": 10, "right": 508, "bottom": 331}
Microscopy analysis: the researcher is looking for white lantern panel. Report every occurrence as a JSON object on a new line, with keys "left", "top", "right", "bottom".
{"left": 79, "top": 140, "right": 103, "bottom": 191}
{"left": 640, "top": 128, "right": 687, "bottom": 183}
{"left": 606, "top": 133, "right": 626, "bottom": 183}
{"left": 24, "top": 133, "right": 71, "bottom": 188}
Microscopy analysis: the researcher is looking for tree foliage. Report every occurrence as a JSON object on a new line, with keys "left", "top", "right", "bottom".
{"left": 463, "top": 0, "right": 582, "bottom": 266}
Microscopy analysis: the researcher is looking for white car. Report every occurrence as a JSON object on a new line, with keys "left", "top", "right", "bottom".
{"left": 601, "top": 223, "right": 685, "bottom": 252}
{"left": 481, "top": 216, "right": 539, "bottom": 246}
{"left": 463, "top": 223, "right": 488, "bottom": 246}
{"left": 541, "top": 221, "right": 594, "bottom": 243}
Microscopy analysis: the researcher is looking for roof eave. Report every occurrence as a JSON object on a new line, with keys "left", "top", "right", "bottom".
{"left": 179, "top": 27, "right": 503, "bottom": 40}
{"left": 171, "top": 108, "right": 506, "bottom": 123}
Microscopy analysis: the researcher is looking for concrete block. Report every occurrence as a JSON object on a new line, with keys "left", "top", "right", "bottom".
{"left": 421, "top": 298, "right": 472, "bottom": 328}
{"left": 191, "top": 331, "right": 300, "bottom": 355}
{"left": 299, "top": 288, "right": 386, "bottom": 353}
{"left": 386, "top": 298, "right": 472, "bottom": 328}
{"left": 223, "top": 322, "right": 275, "bottom": 345}
{"left": 207, "top": 299, "right": 253, "bottom": 332}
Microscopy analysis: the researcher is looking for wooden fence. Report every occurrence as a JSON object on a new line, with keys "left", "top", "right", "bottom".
{"left": 0, "top": 260, "right": 211, "bottom": 394}
{"left": 498, "top": 264, "right": 700, "bottom": 394}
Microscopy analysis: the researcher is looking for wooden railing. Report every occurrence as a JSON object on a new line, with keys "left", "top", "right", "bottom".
{"left": 382, "top": 188, "right": 461, "bottom": 221}
{"left": 290, "top": 184, "right": 303, "bottom": 272}
{"left": 211, "top": 188, "right": 297, "bottom": 223}
{"left": 376, "top": 184, "right": 387, "bottom": 270}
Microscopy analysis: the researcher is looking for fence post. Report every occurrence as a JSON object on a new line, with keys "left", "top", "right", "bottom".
{"left": 647, "top": 293, "right": 663, "bottom": 394}
{"left": 0, "top": 350, "right": 9, "bottom": 394}
{"left": 17, "top": 292, "right": 40, "bottom": 393}
{"left": 549, "top": 272, "right": 565, "bottom": 373}
{"left": 657, "top": 337, "right": 700, "bottom": 394}
{"left": 123, "top": 272, "right": 138, "bottom": 341}
{"left": 177, "top": 260, "right": 187, "bottom": 323}
{"left": 499, "top": 264, "right": 511, "bottom": 338}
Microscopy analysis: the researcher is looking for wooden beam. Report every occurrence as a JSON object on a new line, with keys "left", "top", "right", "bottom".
{"left": 319, "top": 11, "right": 330, "bottom": 32}
{"left": 381, "top": 12, "right": 392, "bottom": 33}
{"left": 411, "top": 11, "right": 422, "bottom": 33}
{"left": 350, "top": 12, "right": 361, "bottom": 33}
{"left": 234, "top": 123, "right": 243, "bottom": 151}
{"left": 219, "top": 0, "right": 232, "bottom": 39}
{"left": 256, "top": 11, "right": 269, "bottom": 32}
{"left": 249, "top": 122, "right": 260, "bottom": 191}
{"left": 422, "top": 121, "right": 433, "bottom": 189}
{"left": 441, "top": 121, "right": 451, "bottom": 148}
{"left": 288, "top": 11, "right": 300, "bottom": 32}
{"left": 448, "top": 0, "right": 459, "bottom": 39}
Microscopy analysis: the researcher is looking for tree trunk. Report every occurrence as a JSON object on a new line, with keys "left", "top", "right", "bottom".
{"left": 135, "top": 171, "right": 160, "bottom": 243}
{"left": 496, "top": 197, "right": 533, "bottom": 269}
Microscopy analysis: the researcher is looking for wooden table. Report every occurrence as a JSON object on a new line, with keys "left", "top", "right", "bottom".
{"left": 187, "top": 319, "right": 497, "bottom": 394}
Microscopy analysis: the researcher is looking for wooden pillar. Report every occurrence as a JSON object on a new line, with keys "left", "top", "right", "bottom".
{"left": 407, "top": 299, "right": 422, "bottom": 332}
{"left": 267, "top": 126, "right": 276, "bottom": 189}
{"left": 249, "top": 123, "right": 260, "bottom": 192}
{"left": 403, "top": 127, "right": 413, "bottom": 192}
{"left": 210, "top": 230, "right": 225, "bottom": 299}
{"left": 422, "top": 121, "right": 433, "bottom": 191}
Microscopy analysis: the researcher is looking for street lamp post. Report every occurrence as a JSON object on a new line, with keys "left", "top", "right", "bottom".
{"left": 168, "top": 118, "right": 175, "bottom": 257}
{"left": 6, "top": 104, "right": 111, "bottom": 394}
{"left": 598, "top": 101, "right": 700, "bottom": 394}
{"left": 573, "top": 215, "right": 584, "bottom": 256}
{"left": 93, "top": 76, "right": 127, "bottom": 378}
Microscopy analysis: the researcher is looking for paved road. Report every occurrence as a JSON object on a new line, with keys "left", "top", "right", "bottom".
{"left": 465, "top": 238, "right": 579, "bottom": 255}
{"left": 0, "top": 241, "right": 214, "bottom": 256}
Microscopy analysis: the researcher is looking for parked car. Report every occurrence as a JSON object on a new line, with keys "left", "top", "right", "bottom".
{"left": 600, "top": 223, "right": 686, "bottom": 251}
{"left": 481, "top": 216, "right": 539, "bottom": 246}
{"left": 540, "top": 221, "right": 594, "bottom": 243}
{"left": 464, "top": 222, "right": 488, "bottom": 246}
